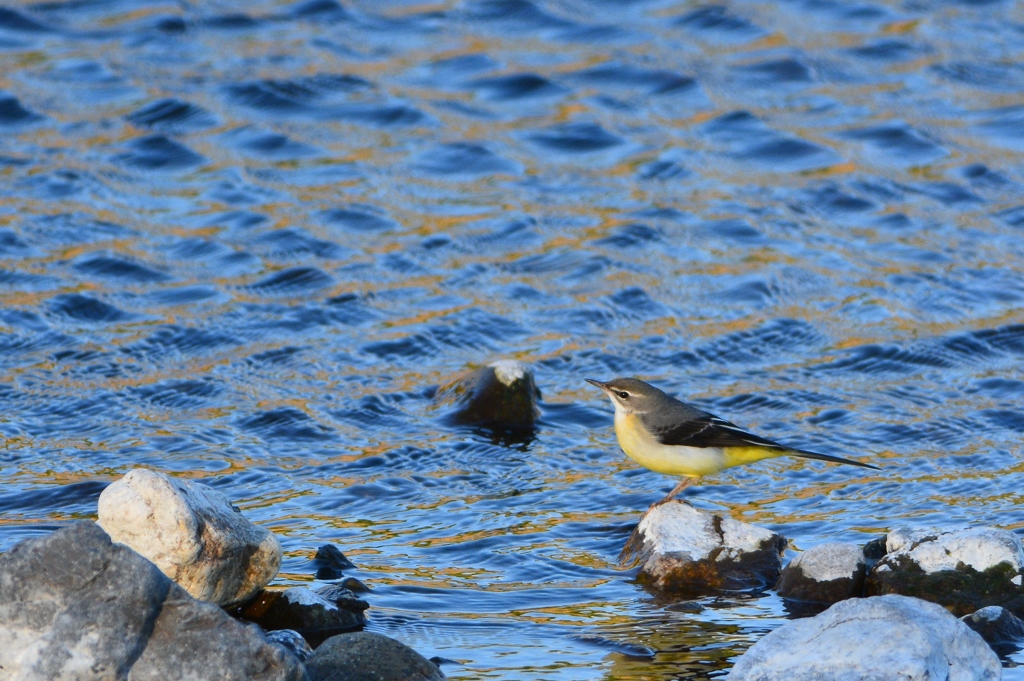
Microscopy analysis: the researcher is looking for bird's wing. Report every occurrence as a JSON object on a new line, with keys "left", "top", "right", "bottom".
{"left": 650, "top": 414, "right": 785, "bottom": 450}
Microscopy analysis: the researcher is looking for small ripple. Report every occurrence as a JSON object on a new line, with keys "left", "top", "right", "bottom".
{"left": 0, "top": 7, "right": 51, "bottom": 33}
{"left": 932, "top": 61, "right": 1024, "bottom": 92}
{"left": 128, "top": 379, "right": 222, "bottom": 409}
{"left": 249, "top": 266, "right": 334, "bottom": 296}
{"left": 697, "top": 319, "right": 822, "bottom": 365}
{"left": 467, "top": 0, "right": 574, "bottom": 31}
{"left": 290, "top": 0, "right": 351, "bottom": 22}
{"left": 974, "top": 106, "right": 1024, "bottom": 151}
{"left": 48, "top": 294, "right": 136, "bottom": 323}
{"left": 126, "top": 325, "right": 238, "bottom": 359}
{"left": 0, "top": 270, "right": 60, "bottom": 292}
{"left": 254, "top": 229, "right": 344, "bottom": 260}
{"left": 322, "top": 206, "right": 398, "bottom": 232}
{"left": 238, "top": 407, "right": 335, "bottom": 441}
{"left": 0, "top": 481, "right": 107, "bottom": 514}
{"left": 0, "top": 93, "right": 44, "bottom": 127}
{"left": 222, "top": 127, "right": 318, "bottom": 159}
{"left": 701, "top": 111, "right": 837, "bottom": 171}
{"left": 414, "top": 142, "right": 519, "bottom": 176}
{"left": 113, "top": 135, "right": 205, "bottom": 170}
{"left": 839, "top": 123, "right": 947, "bottom": 165}
{"left": 527, "top": 122, "right": 623, "bottom": 153}
{"left": 594, "top": 223, "right": 661, "bottom": 248}
{"left": 848, "top": 39, "right": 921, "bottom": 62}
{"left": 733, "top": 58, "right": 813, "bottom": 87}
{"left": 468, "top": 73, "right": 564, "bottom": 100}
{"left": 125, "top": 98, "right": 217, "bottom": 133}
{"left": 225, "top": 74, "right": 371, "bottom": 116}
{"left": 73, "top": 254, "right": 170, "bottom": 283}
{"left": 675, "top": 5, "right": 764, "bottom": 42}
{"left": 146, "top": 286, "right": 224, "bottom": 306}
{"left": 571, "top": 64, "right": 697, "bottom": 95}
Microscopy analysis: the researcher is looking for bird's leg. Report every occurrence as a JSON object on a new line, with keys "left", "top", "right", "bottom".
{"left": 653, "top": 478, "right": 694, "bottom": 507}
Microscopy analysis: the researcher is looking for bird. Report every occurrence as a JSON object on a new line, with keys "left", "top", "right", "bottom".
{"left": 585, "top": 377, "right": 878, "bottom": 504}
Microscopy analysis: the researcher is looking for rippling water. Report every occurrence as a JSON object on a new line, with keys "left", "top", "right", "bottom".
{"left": 2, "top": 0, "right": 1024, "bottom": 677}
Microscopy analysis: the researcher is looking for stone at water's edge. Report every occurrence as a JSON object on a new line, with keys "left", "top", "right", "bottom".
{"left": 775, "top": 542, "right": 867, "bottom": 605}
{"left": 620, "top": 501, "right": 786, "bottom": 595}
{"left": 962, "top": 606, "right": 1024, "bottom": 649}
{"left": 727, "top": 595, "right": 1000, "bottom": 681}
{"left": 434, "top": 359, "right": 540, "bottom": 429}
{"left": 98, "top": 468, "right": 282, "bottom": 607}
{"left": 0, "top": 521, "right": 306, "bottom": 681}
{"left": 305, "top": 632, "right": 445, "bottom": 681}
{"left": 866, "top": 526, "right": 1024, "bottom": 616}
{"left": 236, "top": 586, "right": 367, "bottom": 645}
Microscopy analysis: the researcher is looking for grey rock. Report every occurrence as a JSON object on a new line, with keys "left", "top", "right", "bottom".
{"left": 0, "top": 521, "right": 306, "bottom": 681}
{"left": 866, "top": 526, "right": 1024, "bottom": 616}
{"left": 620, "top": 500, "right": 786, "bottom": 595}
{"left": 306, "top": 632, "right": 445, "bottom": 681}
{"left": 434, "top": 360, "right": 540, "bottom": 429}
{"left": 238, "top": 587, "right": 366, "bottom": 645}
{"left": 776, "top": 542, "right": 866, "bottom": 604}
{"left": 266, "top": 629, "right": 314, "bottom": 662}
{"left": 962, "top": 605, "right": 1024, "bottom": 648}
{"left": 728, "top": 594, "right": 1000, "bottom": 681}
{"left": 98, "top": 468, "right": 281, "bottom": 606}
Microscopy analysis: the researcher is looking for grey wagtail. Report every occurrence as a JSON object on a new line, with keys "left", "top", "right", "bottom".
{"left": 586, "top": 377, "right": 879, "bottom": 503}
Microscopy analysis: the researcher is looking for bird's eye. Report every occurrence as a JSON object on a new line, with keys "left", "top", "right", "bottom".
{"left": 617, "top": 391, "right": 629, "bottom": 399}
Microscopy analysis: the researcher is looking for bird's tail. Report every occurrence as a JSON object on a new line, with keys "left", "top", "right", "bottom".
{"left": 790, "top": 448, "right": 880, "bottom": 470}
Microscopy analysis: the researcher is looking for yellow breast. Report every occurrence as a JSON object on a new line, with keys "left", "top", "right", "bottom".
{"left": 613, "top": 411, "right": 728, "bottom": 478}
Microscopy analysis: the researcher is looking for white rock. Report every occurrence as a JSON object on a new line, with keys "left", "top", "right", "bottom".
{"left": 98, "top": 468, "right": 281, "bottom": 606}
{"left": 883, "top": 526, "right": 1024, "bottom": 574}
{"left": 788, "top": 542, "right": 865, "bottom": 582}
{"left": 489, "top": 359, "right": 527, "bottom": 386}
{"left": 622, "top": 501, "right": 786, "bottom": 593}
{"left": 728, "top": 594, "right": 1000, "bottom": 681}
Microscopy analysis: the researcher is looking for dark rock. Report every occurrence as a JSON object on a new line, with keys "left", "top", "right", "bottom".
{"left": 315, "top": 583, "right": 371, "bottom": 611}
{"left": 266, "top": 629, "right": 314, "bottom": 662}
{"left": 339, "top": 576, "right": 371, "bottom": 593}
{"left": 434, "top": 360, "right": 540, "bottom": 430}
{"left": 312, "top": 544, "right": 355, "bottom": 580}
{"left": 305, "top": 632, "right": 445, "bottom": 681}
{"left": 865, "top": 527, "right": 1024, "bottom": 617}
{"left": 962, "top": 605, "right": 1024, "bottom": 656}
{"left": 0, "top": 521, "right": 306, "bottom": 681}
{"left": 729, "top": 595, "right": 1000, "bottom": 680}
{"left": 776, "top": 542, "right": 866, "bottom": 604}
{"left": 620, "top": 500, "right": 786, "bottom": 596}
{"left": 238, "top": 586, "right": 366, "bottom": 646}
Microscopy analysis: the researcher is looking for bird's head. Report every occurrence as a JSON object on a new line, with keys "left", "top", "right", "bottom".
{"left": 585, "top": 377, "right": 667, "bottom": 415}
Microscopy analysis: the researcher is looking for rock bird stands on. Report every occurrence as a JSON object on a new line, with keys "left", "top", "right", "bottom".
{"left": 586, "top": 377, "right": 878, "bottom": 504}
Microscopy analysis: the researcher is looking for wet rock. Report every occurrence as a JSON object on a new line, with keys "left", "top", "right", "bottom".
{"left": 316, "top": 582, "right": 372, "bottom": 611}
{"left": 961, "top": 605, "right": 1024, "bottom": 651}
{"left": 312, "top": 544, "right": 355, "bottom": 580}
{"left": 237, "top": 586, "right": 366, "bottom": 645}
{"left": 620, "top": 501, "right": 786, "bottom": 595}
{"left": 776, "top": 542, "right": 867, "bottom": 604}
{"left": 98, "top": 468, "right": 282, "bottom": 607}
{"left": 266, "top": 629, "right": 314, "bottom": 662}
{"left": 305, "top": 632, "right": 445, "bottom": 681}
{"left": 435, "top": 359, "right": 540, "bottom": 429}
{"left": 339, "top": 576, "right": 371, "bottom": 593}
{"left": 866, "top": 526, "right": 1024, "bottom": 616}
{"left": 728, "top": 594, "right": 1000, "bottom": 681}
{"left": 0, "top": 521, "right": 306, "bottom": 681}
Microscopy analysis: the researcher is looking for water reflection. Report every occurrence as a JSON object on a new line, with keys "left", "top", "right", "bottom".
{"left": 3, "top": 0, "right": 1024, "bottom": 677}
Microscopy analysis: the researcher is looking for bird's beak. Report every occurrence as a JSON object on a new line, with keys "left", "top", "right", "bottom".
{"left": 585, "top": 378, "right": 610, "bottom": 393}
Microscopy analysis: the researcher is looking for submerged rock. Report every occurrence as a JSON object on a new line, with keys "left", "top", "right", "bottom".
{"left": 961, "top": 605, "right": 1024, "bottom": 651}
{"left": 866, "top": 526, "right": 1024, "bottom": 616}
{"left": 727, "top": 594, "right": 1000, "bottom": 681}
{"left": 0, "top": 521, "right": 306, "bottom": 681}
{"left": 305, "top": 632, "right": 445, "bottom": 681}
{"left": 237, "top": 586, "right": 367, "bottom": 645}
{"left": 97, "top": 468, "right": 281, "bottom": 607}
{"left": 435, "top": 359, "right": 540, "bottom": 430}
{"left": 776, "top": 542, "right": 867, "bottom": 605}
{"left": 311, "top": 544, "right": 355, "bottom": 580}
{"left": 620, "top": 501, "right": 786, "bottom": 595}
